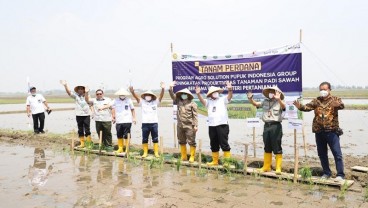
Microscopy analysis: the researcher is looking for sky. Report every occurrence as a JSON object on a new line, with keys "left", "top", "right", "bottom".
{"left": 0, "top": 0, "right": 367, "bottom": 93}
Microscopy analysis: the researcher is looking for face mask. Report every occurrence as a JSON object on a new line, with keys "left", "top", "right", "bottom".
{"left": 119, "top": 95, "right": 126, "bottom": 100}
{"left": 181, "top": 94, "right": 188, "bottom": 100}
{"left": 320, "top": 90, "right": 329, "bottom": 97}
{"left": 212, "top": 92, "right": 219, "bottom": 98}
{"left": 31, "top": 93, "right": 36, "bottom": 97}
{"left": 268, "top": 93, "right": 274, "bottom": 99}
{"left": 145, "top": 96, "right": 152, "bottom": 101}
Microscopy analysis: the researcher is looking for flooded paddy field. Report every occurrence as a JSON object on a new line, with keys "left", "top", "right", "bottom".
{"left": 1, "top": 103, "right": 368, "bottom": 207}
{"left": 0, "top": 142, "right": 367, "bottom": 208}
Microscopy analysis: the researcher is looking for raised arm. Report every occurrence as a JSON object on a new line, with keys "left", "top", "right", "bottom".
{"left": 158, "top": 82, "right": 165, "bottom": 102}
{"left": 226, "top": 81, "right": 233, "bottom": 102}
{"left": 247, "top": 91, "right": 261, "bottom": 108}
{"left": 274, "top": 91, "right": 286, "bottom": 110}
{"left": 168, "top": 81, "right": 176, "bottom": 101}
{"left": 293, "top": 99, "right": 316, "bottom": 112}
{"left": 60, "top": 80, "right": 72, "bottom": 96}
{"left": 195, "top": 86, "right": 206, "bottom": 107}
{"left": 131, "top": 109, "right": 136, "bottom": 124}
{"left": 129, "top": 86, "right": 140, "bottom": 103}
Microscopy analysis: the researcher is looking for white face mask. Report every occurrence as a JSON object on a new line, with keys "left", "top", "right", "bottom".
{"left": 212, "top": 92, "right": 219, "bottom": 98}
{"left": 181, "top": 94, "right": 188, "bottom": 100}
{"left": 145, "top": 96, "right": 152, "bottom": 101}
{"left": 119, "top": 95, "right": 126, "bottom": 100}
{"left": 268, "top": 93, "right": 274, "bottom": 99}
{"left": 320, "top": 90, "right": 329, "bottom": 97}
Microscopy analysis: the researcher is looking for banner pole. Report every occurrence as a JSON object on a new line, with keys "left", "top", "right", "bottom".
{"left": 293, "top": 129, "right": 299, "bottom": 183}
{"left": 302, "top": 123, "right": 307, "bottom": 159}
{"left": 171, "top": 43, "right": 178, "bottom": 149}
{"left": 253, "top": 127, "right": 256, "bottom": 158}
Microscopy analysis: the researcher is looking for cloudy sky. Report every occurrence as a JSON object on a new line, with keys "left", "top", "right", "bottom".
{"left": 0, "top": 0, "right": 367, "bottom": 93}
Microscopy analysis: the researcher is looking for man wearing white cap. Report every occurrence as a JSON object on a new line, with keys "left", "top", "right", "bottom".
{"left": 169, "top": 81, "right": 198, "bottom": 162}
{"left": 195, "top": 81, "right": 233, "bottom": 166}
{"left": 60, "top": 80, "right": 92, "bottom": 148}
{"left": 129, "top": 82, "right": 165, "bottom": 158}
{"left": 26, "top": 86, "right": 51, "bottom": 134}
{"left": 110, "top": 88, "right": 136, "bottom": 153}
{"left": 247, "top": 86, "right": 285, "bottom": 174}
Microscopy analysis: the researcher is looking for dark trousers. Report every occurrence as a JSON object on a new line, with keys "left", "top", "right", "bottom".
{"left": 76, "top": 116, "right": 91, "bottom": 137}
{"left": 208, "top": 124, "right": 231, "bottom": 152}
{"left": 315, "top": 131, "right": 345, "bottom": 178}
{"left": 142, "top": 123, "right": 158, "bottom": 144}
{"left": 116, "top": 123, "right": 132, "bottom": 139}
{"left": 95, "top": 121, "right": 112, "bottom": 147}
{"left": 32, "top": 112, "right": 45, "bottom": 133}
{"left": 263, "top": 122, "right": 283, "bottom": 154}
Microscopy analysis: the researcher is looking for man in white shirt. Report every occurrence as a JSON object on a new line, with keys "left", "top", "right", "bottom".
{"left": 60, "top": 80, "right": 92, "bottom": 148}
{"left": 195, "top": 82, "right": 233, "bottom": 166}
{"left": 86, "top": 89, "right": 114, "bottom": 149}
{"left": 111, "top": 88, "right": 136, "bottom": 153}
{"left": 26, "top": 87, "right": 51, "bottom": 134}
{"left": 129, "top": 82, "right": 165, "bottom": 158}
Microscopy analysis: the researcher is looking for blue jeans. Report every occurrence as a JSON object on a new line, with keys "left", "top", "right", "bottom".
{"left": 315, "top": 132, "right": 345, "bottom": 178}
{"left": 142, "top": 123, "right": 158, "bottom": 144}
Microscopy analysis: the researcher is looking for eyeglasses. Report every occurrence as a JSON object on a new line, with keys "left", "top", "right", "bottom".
{"left": 96, "top": 93, "right": 103, "bottom": 95}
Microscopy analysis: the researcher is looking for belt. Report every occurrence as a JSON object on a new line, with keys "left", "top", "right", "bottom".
{"left": 264, "top": 122, "right": 280, "bottom": 126}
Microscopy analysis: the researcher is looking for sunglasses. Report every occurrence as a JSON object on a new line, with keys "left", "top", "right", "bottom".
{"left": 96, "top": 93, "right": 103, "bottom": 95}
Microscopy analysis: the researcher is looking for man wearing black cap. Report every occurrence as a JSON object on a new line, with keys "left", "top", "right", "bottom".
{"left": 26, "top": 87, "right": 51, "bottom": 134}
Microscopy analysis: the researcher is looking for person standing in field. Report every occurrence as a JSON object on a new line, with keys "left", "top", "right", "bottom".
{"left": 293, "top": 81, "right": 345, "bottom": 182}
{"left": 26, "top": 86, "right": 51, "bottom": 134}
{"left": 60, "top": 80, "right": 92, "bottom": 148}
{"left": 129, "top": 82, "right": 165, "bottom": 158}
{"left": 169, "top": 81, "right": 198, "bottom": 162}
{"left": 195, "top": 82, "right": 233, "bottom": 166}
{"left": 247, "top": 86, "right": 285, "bottom": 174}
{"left": 99, "top": 88, "right": 136, "bottom": 154}
{"left": 86, "top": 89, "right": 114, "bottom": 149}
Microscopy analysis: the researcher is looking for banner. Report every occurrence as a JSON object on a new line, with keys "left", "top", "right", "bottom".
{"left": 172, "top": 43, "right": 302, "bottom": 119}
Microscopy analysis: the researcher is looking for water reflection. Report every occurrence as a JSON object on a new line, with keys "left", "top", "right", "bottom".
{"left": 27, "top": 148, "right": 53, "bottom": 190}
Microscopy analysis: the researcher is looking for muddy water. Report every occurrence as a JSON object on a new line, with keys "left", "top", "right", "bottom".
{"left": 0, "top": 143, "right": 366, "bottom": 208}
{"left": 1, "top": 106, "right": 368, "bottom": 158}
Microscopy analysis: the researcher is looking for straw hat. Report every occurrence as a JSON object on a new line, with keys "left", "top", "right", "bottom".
{"left": 141, "top": 90, "right": 157, "bottom": 100}
{"left": 74, "top": 85, "right": 86, "bottom": 93}
{"left": 206, "top": 86, "right": 224, "bottom": 97}
{"left": 175, "top": 88, "right": 194, "bottom": 100}
{"left": 114, "top": 88, "right": 130, "bottom": 96}
{"left": 262, "top": 86, "right": 284, "bottom": 100}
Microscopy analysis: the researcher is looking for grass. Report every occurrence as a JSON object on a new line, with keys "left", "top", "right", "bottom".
{"left": 299, "top": 165, "right": 313, "bottom": 186}
{"left": 338, "top": 180, "right": 349, "bottom": 200}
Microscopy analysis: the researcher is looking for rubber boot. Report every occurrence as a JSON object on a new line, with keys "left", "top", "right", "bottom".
{"left": 123, "top": 139, "right": 128, "bottom": 153}
{"left": 115, "top": 138, "right": 123, "bottom": 153}
{"left": 275, "top": 154, "right": 282, "bottom": 175}
{"left": 86, "top": 135, "right": 92, "bottom": 143}
{"left": 180, "top": 144, "right": 188, "bottom": 161}
{"left": 223, "top": 151, "right": 231, "bottom": 159}
{"left": 153, "top": 143, "right": 160, "bottom": 158}
{"left": 259, "top": 153, "right": 272, "bottom": 172}
{"left": 189, "top": 146, "right": 196, "bottom": 163}
{"left": 207, "top": 152, "right": 219, "bottom": 166}
{"left": 78, "top": 136, "right": 85, "bottom": 148}
{"left": 142, "top": 143, "right": 148, "bottom": 158}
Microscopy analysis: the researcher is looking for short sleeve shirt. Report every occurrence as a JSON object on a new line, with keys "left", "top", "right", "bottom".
{"left": 140, "top": 99, "right": 159, "bottom": 123}
{"left": 91, "top": 97, "right": 113, "bottom": 122}
{"left": 112, "top": 98, "right": 135, "bottom": 123}
{"left": 206, "top": 96, "right": 229, "bottom": 126}
{"left": 260, "top": 99, "right": 284, "bottom": 122}
{"left": 70, "top": 92, "right": 90, "bottom": 116}
{"left": 26, "top": 94, "right": 46, "bottom": 114}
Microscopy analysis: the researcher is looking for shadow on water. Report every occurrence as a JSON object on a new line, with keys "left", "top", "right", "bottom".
{"left": 0, "top": 143, "right": 366, "bottom": 207}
